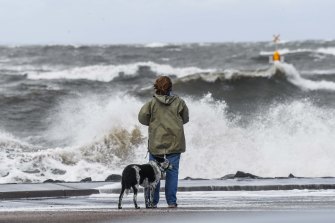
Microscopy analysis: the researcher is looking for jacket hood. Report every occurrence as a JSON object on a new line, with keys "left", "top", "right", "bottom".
{"left": 154, "top": 94, "right": 177, "bottom": 105}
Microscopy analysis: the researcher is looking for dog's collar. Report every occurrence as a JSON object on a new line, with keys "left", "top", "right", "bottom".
{"left": 151, "top": 160, "right": 162, "bottom": 171}
{"left": 155, "top": 160, "right": 170, "bottom": 172}
{"left": 163, "top": 162, "right": 171, "bottom": 171}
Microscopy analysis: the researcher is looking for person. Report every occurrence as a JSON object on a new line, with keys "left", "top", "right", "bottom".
{"left": 138, "top": 76, "right": 189, "bottom": 208}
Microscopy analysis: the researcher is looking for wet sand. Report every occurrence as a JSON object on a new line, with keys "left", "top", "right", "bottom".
{"left": 0, "top": 209, "right": 241, "bottom": 223}
{"left": 1, "top": 209, "right": 335, "bottom": 223}
{"left": 2, "top": 190, "right": 335, "bottom": 223}
{"left": 0, "top": 210, "right": 162, "bottom": 223}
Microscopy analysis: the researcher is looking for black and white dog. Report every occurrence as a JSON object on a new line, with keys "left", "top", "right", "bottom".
{"left": 118, "top": 158, "right": 171, "bottom": 209}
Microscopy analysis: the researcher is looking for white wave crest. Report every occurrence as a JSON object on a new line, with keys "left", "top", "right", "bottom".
{"left": 260, "top": 48, "right": 310, "bottom": 56}
{"left": 316, "top": 47, "right": 335, "bottom": 56}
{"left": 177, "top": 67, "right": 274, "bottom": 83}
{"left": 260, "top": 47, "right": 335, "bottom": 56}
{"left": 301, "top": 69, "right": 335, "bottom": 76}
{"left": 144, "top": 42, "right": 169, "bottom": 48}
{"left": 27, "top": 62, "right": 215, "bottom": 82}
{"left": 168, "top": 62, "right": 335, "bottom": 92}
{"left": 275, "top": 62, "right": 335, "bottom": 91}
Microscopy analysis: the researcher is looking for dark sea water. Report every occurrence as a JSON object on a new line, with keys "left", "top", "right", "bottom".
{"left": 1, "top": 40, "right": 335, "bottom": 183}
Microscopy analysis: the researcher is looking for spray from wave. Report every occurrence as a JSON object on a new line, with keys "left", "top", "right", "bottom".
{"left": 1, "top": 93, "right": 335, "bottom": 183}
{"left": 0, "top": 95, "right": 149, "bottom": 183}
{"left": 183, "top": 94, "right": 335, "bottom": 178}
{"left": 0, "top": 125, "right": 147, "bottom": 184}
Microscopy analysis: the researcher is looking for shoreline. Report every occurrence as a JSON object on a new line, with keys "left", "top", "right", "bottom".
{"left": 2, "top": 189, "right": 335, "bottom": 222}
{"left": 2, "top": 178, "right": 335, "bottom": 200}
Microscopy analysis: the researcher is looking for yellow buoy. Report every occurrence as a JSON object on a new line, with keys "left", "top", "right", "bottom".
{"left": 270, "top": 35, "right": 284, "bottom": 63}
{"left": 272, "top": 51, "right": 281, "bottom": 61}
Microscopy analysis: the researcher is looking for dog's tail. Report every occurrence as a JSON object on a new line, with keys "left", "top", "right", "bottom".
{"left": 121, "top": 175, "right": 131, "bottom": 196}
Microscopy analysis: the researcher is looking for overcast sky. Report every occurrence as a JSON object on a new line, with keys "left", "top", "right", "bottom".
{"left": 0, "top": 0, "right": 334, "bottom": 44}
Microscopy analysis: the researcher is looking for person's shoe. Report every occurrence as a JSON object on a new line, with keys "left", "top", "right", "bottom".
{"left": 146, "top": 204, "right": 157, "bottom": 209}
{"left": 168, "top": 204, "right": 178, "bottom": 208}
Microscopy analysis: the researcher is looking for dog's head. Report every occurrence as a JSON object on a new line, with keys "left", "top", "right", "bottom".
{"left": 158, "top": 158, "right": 173, "bottom": 172}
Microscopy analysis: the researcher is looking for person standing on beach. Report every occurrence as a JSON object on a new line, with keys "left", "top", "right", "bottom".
{"left": 138, "top": 76, "right": 189, "bottom": 208}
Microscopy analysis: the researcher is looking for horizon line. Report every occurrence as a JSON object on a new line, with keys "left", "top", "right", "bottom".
{"left": 0, "top": 38, "right": 334, "bottom": 47}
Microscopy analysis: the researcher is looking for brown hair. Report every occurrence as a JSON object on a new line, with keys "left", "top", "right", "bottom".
{"left": 154, "top": 76, "right": 172, "bottom": 95}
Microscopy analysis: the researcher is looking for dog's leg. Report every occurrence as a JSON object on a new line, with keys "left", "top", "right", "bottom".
{"left": 118, "top": 185, "right": 126, "bottom": 209}
{"left": 149, "top": 186, "right": 155, "bottom": 208}
{"left": 144, "top": 187, "right": 150, "bottom": 208}
{"left": 132, "top": 185, "right": 140, "bottom": 209}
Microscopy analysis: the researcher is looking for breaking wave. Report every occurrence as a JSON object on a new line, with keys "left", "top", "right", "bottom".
{"left": 0, "top": 95, "right": 149, "bottom": 183}
{"left": 183, "top": 94, "right": 335, "bottom": 178}
{"left": 1, "top": 94, "right": 335, "bottom": 183}
{"left": 27, "top": 62, "right": 215, "bottom": 82}
{"left": 275, "top": 62, "right": 335, "bottom": 91}
{"left": 144, "top": 42, "right": 170, "bottom": 48}
{"left": 0, "top": 125, "right": 147, "bottom": 183}
{"left": 1, "top": 42, "right": 335, "bottom": 183}
{"left": 260, "top": 47, "right": 335, "bottom": 56}
{"left": 301, "top": 69, "right": 335, "bottom": 76}
{"left": 175, "top": 62, "right": 335, "bottom": 91}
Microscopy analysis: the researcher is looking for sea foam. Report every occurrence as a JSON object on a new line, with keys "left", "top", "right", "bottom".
{"left": 1, "top": 93, "right": 335, "bottom": 183}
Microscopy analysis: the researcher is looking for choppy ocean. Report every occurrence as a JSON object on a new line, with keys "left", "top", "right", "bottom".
{"left": 1, "top": 40, "right": 335, "bottom": 183}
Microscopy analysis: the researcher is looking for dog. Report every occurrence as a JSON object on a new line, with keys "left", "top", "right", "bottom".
{"left": 118, "top": 158, "right": 171, "bottom": 209}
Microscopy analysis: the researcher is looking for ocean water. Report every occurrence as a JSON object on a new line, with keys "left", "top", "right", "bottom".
{"left": 1, "top": 40, "right": 335, "bottom": 183}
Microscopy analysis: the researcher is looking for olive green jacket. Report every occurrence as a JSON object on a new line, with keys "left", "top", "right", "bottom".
{"left": 138, "top": 94, "right": 189, "bottom": 155}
